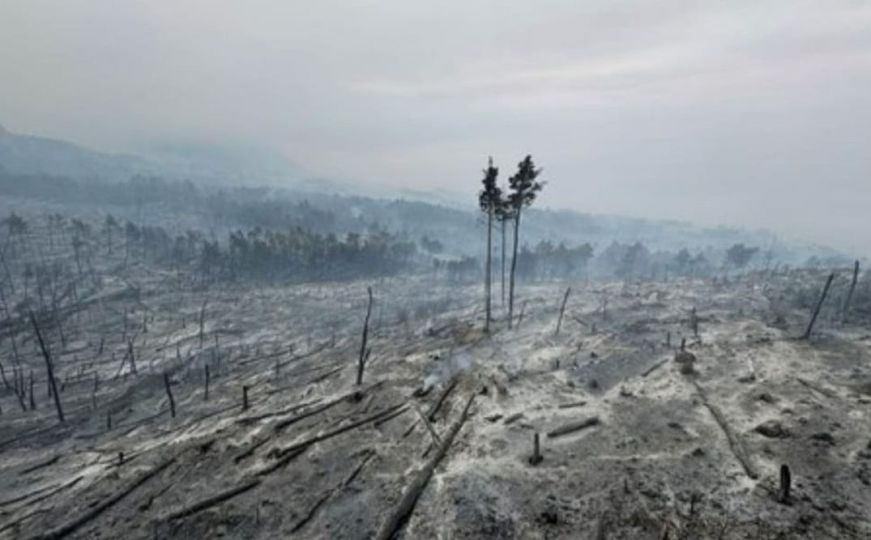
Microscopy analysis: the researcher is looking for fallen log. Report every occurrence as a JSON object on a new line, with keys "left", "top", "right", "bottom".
{"left": 414, "top": 405, "right": 441, "bottom": 445}
{"left": 273, "top": 392, "right": 353, "bottom": 432}
{"left": 427, "top": 376, "right": 459, "bottom": 422}
{"left": 0, "top": 424, "right": 74, "bottom": 452}
{"left": 693, "top": 381, "right": 758, "bottom": 479}
{"left": 255, "top": 447, "right": 307, "bottom": 477}
{"left": 236, "top": 398, "right": 322, "bottom": 426}
{"left": 239, "top": 339, "right": 331, "bottom": 369}
{"left": 796, "top": 377, "right": 838, "bottom": 400}
{"left": 291, "top": 491, "right": 332, "bottom": 534}
{"left": 238, "top": 387, "right": 377, "bottom": 464}
{"left": 0, "top": 475, "right": 81, "bottom": 509}
{"left": 641, "top": 358, "right": 670, "bottom": 378}
{"left": 0, "top": 508, "right": 49, "bottom": 536}
{"left": 309, "top": 365, "right": 344, "bottom": 384}
{"left": 503, "top": 412, "right": 524, "bottom": 425}
{"left": 290, "top": 450, "right": 376, "bottom": 534}
{"left": 374, "top": 391, "right": 476, "bottom": 540}
{"left": 547, "top": 416, "right": 600, "bottom": 438}
{"left": 343, "top": 449, "right": 376, "bottom": 487}
{"left": 19, "top": 455, "right": 61, "bottom": 475}
{"left": 557, "top": 401, "right": 587, "bottom": 409}
{"left": 373, "top": 406, "right": 409, "bottom": 428}
{"left": 401, "top": 419, "right": 420, "bottom": 439}
{"left": 263, "top": 361, "right": 347, "bottom": 394}
{"left": 273, "top": 402, "right": 407, "bottom": 460}
{"left": 234, "top": 436, "right": 272, "bottom": 464}
{"left": 32, "top": 456, "right": 176, "bottom": 540}
{"left": 11, "top": 476, "right": 83, "bottom": 511}
{"left": 163, "top": 478, "right": 261, "bottom": 521}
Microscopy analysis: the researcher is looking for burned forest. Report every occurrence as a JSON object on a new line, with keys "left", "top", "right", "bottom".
{"left": 0, "top": 161, "right": 869, "bottom": 540}
{"left": 3, "top": 2, "right": 871, "bottom": 538}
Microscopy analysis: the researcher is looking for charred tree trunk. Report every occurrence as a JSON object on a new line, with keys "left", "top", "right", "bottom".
{"left": 842, "top": 260, "right": 860, "bottom": 323}
{"left": 528, "top": 432, "right": 543, "bottom": 465}
{"left": 690, "top": 307, "right": 699, "bottom": 337}
{"left": 554, "top": 287, "right": 572, "bottom": 337}
{"left": 484, "top": 208, "right": 493, "bottom": 332}
{"left": 779, "top": 464, "right": 791, "bottom": 504}
{"left": 92, "top": 373, "right": 99, "bottom": 409}
{"left": 14, "top": 368, "right": 27, "bottom": 412}
{"left": 127, "top": 338, "right": 137, "bottom": 375}
{"left": 29, "top": 370, "right": 36, "bottom": 410}
{"left": 198, "top": 300, "right": 207, "bottom": 348}
{"left": 0, "top": 359, "right": 9, "bottom": 390}
{"left": 802, "top": 272, "right": 834, "bottom": 340}
{"left": 516, "top": 300, "right": 527, "bottom": 329}
{"left": 357, "top": 287, "right": 373, "bottom": 385}
{"left": 203, "top": 364, "right": 210, "bottom": 401}
{"left": 30, "top": 312, "right": 64, "bottom": 423}
{"left": 163, "top": 372, "right": 176, "bottom": 418}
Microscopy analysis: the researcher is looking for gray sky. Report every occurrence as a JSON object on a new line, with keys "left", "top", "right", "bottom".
{"left": 2, "top": 1, "right": 870, "bottom": 256}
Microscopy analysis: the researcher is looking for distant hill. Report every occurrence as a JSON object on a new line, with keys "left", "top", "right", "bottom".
{"left": 0, "top": 124, "right": 150, "bottom": 179}
{"left": 0, "top": 124, "right": 310, "bottom": 184}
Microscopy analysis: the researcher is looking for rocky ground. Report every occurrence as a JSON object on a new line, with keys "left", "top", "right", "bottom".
{"left": 1, "top": 268, "right": 870, "bottom": 539}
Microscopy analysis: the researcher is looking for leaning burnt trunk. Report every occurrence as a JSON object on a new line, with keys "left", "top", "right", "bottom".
{"left": 802, "top": 272, "right": 834, "bottom": 340}
{"left": 30, "top": 312, "right": 64, "bottom": 423}
{"left": 356, "top": 287, "right": 373, "bottom": 385}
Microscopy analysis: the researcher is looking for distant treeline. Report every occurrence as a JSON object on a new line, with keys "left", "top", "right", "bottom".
{"left": 0, "top": 211, "right": 419, "bottom": 297}
{"left": 1, "top": 167, "right": 804, "bottom": 266}
{"left": 1, "top": 167, "right": 849, "bottom": 282}
{"left": 439, "top": 239, "right": 770, "bottom": 284}
{"left": 108, "top": 218, "right": 419, "bottom": 284}
{"left": 203, "top": 227, "right": 417, "bottom": 282}
{"left": 0, "top": 206, "right": 772, "bottom": 293}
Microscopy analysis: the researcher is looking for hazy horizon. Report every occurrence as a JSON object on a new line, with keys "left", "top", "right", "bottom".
{"left": 2, "top": 1, "right": 869, "bottom": 257}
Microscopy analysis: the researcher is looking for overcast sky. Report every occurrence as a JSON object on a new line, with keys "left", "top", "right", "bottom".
{"left": 2, "top": 1, "right": 869, "bottom": 255}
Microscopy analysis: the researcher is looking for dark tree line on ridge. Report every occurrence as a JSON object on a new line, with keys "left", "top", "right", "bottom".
{"left": 206, "top": 227, "right": 417, "bottom": 283}
{"left": 0, "top": 211, "right": 418, "bottom": 299}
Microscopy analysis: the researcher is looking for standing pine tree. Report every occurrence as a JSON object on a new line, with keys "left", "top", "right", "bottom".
{"left": 507, "top": 155, "right": 544, "bottom": 329}
{"left": 479, "top": 157, "right": 501, "bottom": 333}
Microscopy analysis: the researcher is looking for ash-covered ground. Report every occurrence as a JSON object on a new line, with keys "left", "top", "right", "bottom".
{"left": 2, "top": 267, "right": 871, "bottom": 539}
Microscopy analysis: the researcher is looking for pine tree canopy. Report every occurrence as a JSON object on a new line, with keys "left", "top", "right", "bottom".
{"left": 479, "top": 156, "right": 502, "bottom": 213}
{"left": 507, "top": 155, "right": 544, "bottom": 212}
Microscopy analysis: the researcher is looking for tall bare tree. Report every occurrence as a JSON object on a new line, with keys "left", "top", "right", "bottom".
{"left": 479, "top": 157, "right": 501, "bottom": 333}
{"left": 507, "top": 155, "right": 544, "bottom": 328}
{"left": 495, "top": 194, "right": 514, "bottom": 307}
